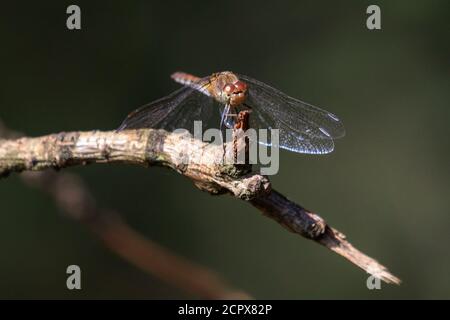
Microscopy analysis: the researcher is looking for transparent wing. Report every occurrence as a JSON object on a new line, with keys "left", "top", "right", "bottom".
{"left": 117, "top": 85, "right": 220, "bottom": 134}
{"left": 238, "top": 74, "right": 345, "bottom": 154}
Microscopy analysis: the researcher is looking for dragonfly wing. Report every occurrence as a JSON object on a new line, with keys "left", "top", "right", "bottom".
{"left": 117, "top": 86, "right": 218, "bottom": 134}
{"left": 238, "top": 74, "right": 345, "bottom": 154}
{"left": 246, "top": 90, "right": 335, "bottom": 154}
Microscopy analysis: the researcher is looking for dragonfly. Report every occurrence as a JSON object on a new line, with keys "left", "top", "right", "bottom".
{"left": 117, "top": 71, "right": 345, "bottom": 154}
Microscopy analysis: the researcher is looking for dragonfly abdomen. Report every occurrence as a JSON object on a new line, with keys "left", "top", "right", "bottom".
{"left": 171, "top": 72, "right": 201, "bottom": 86}
{"left": 171, "top": 72, "right": 213, "bottom": 97}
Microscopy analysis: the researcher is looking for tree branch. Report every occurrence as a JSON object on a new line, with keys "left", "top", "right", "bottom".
{"left": 0, "top": 123, "right": 250, "bottom": 298}
{"left": 0, "top": 128, "right": 400, "bottom": 284}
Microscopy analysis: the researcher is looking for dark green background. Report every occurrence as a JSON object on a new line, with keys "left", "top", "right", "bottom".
{"left": 0, "top": 1, "right": 448, "bottom": 298}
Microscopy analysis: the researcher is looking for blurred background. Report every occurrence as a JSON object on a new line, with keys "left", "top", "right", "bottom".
{"left": 0, "top": 0, "right": 448, "bottom": 299}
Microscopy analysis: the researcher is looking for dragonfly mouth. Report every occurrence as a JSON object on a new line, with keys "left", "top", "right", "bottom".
{"left": 229, "top": 92, "right": 247, "bottom": 107}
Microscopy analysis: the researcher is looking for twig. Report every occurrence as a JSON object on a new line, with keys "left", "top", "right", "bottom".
{"left": 0, "top": 128, "right": 401, "bottom": 284}
{"left": 0, "top": 123, "right": 250, "bottom": 299}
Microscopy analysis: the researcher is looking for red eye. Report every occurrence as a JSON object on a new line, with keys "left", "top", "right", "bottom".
{"left": 234, "top": 81, "right": 247, "bottom": 92}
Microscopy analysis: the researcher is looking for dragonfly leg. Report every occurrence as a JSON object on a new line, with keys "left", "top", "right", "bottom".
{"left": 226, "top": 114, "right": 238, "bottom": 128}
{"left": 220, "top": 104, "right": 231, "bottom": 129}
{"left": 219, "top": 106, "right": 241, "bottom": 162}
{"left": 221, "top": 106, "right": 241, "bottom": 130}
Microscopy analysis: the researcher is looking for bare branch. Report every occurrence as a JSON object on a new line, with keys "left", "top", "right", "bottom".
{"left": 0, "top": 128, "right": 400, "bottom": 284}
{"left": 0, "top": 123, "right": 250, "bottom": 298}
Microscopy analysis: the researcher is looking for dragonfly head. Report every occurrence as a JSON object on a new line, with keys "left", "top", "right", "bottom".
{"left": 222, "top": 80, "right": 247, "bottom": 106}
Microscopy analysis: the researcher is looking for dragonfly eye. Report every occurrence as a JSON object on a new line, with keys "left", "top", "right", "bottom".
{"left": 223, "top": 84, "right": 236, "bottom": 96}
{"left": 233, "top": 81, "right": 247, "bottom": 94}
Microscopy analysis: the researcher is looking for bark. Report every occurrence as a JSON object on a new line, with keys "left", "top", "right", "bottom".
{"left": 0, "top": 128, "right": 400, "bottom": 284}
